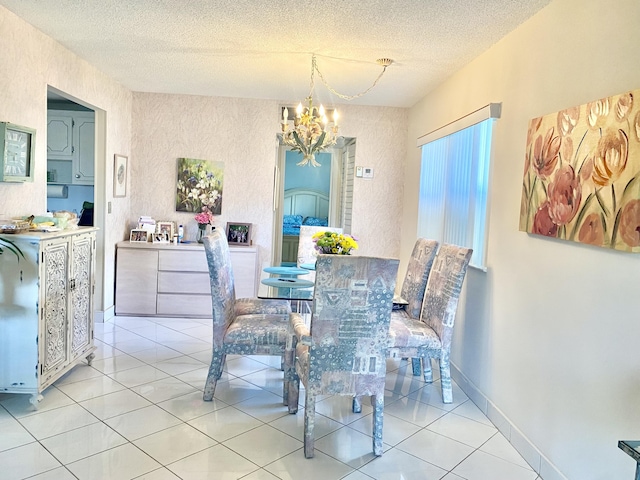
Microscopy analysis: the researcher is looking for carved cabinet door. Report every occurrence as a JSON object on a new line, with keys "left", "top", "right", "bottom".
{"left": 69, "top": 233, "right": 94, "bottom": 360}
{"left": 41, "top": 239, "right": 70, "bottom": 379}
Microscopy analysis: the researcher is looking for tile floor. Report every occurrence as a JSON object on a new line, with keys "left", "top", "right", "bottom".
{"left": 0, "top": 316, "right": 542, "bottom": 480}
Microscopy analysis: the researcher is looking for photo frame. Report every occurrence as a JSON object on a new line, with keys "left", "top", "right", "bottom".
{"left": 156, "top": 221, "right": 175, "bottom": 239}
{"left": 152, "top": 232, "right": 170, "bottom": 244}
{"left": 226, "top": 222, "right": 252, "bottom": 246}
{"left": 129, "top": 229, "right": 149, "bottom": 243}
{"left": 114, "top": 154, "right": 128, "bottom": 198}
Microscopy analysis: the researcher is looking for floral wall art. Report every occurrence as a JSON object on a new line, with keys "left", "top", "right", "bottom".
{"left": 519, "top": 89, "right": 640, "bottom": 252}
{"left": 176, "top": 158, "right": 224, "bottom": 214}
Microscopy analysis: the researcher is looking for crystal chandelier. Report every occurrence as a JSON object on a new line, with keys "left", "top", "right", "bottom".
{"left": 281, "top": 55, "right": 393, "bottom": 167}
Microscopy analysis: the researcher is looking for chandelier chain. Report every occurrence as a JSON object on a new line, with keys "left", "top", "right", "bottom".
{"left": 311, "top": 55, "right": 389, "bottom": 101}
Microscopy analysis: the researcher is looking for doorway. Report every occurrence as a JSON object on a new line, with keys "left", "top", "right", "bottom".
{"left": 272, "top": 138, "right": 355, "bottom": 266}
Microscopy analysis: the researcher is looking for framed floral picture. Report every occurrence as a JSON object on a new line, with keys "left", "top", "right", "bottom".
{"left": 520, "top": 88, "right": 640, "bottom": 252}
{"left": 176, "top": 158, "right": 224, "bottom": 213}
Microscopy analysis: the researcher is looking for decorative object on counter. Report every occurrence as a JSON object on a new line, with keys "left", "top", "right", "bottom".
{"left": 178, "top": 224, "right": 184, "bottom": 243}
{"left": 520, "top": 88, "right": 640, "bottom": 252}
{"left": 312, "top": 231, "right": 358, "bottom": 254}
{"left": 138, "top": 216, "right": 156, "bottom": 234}
{"left": 156, "top": 221, "right": 175, "bottom": 239}
{"left": 281, "top": 54, "right": 392, "bottom": 167}
{"left": 176, "top": 157, "right": 224, "bottom": 214}
{"left": 195, "top": 207, "right": 215, "bottom": 243}
{"left": 113, "top": 154, "right": 127, "bottom": 197}
{"left": 129, "top": 228, "right": 149, "bottom": 242}
{"left": 226, "top": 222, "right": 251, "bottom": 246}
{"left": 0, "top": 220, "right": 26, "bottom": 261}
{"left": 0, "top": 122, "right": 36, "bottom": 182}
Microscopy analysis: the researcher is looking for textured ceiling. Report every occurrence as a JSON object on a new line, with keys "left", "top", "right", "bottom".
{"left": 1, "top": 0, "right": 551, "bottom": 107}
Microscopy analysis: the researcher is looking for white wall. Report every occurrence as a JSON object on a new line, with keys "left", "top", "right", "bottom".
{"left": 403, "top": 0, "right": 640, "bottom": 478}
{"left": 0, "top": 6, "right": 132, "bottom": 313}
{"left": 131, "top": 93, "right": 408, "bottom": 266}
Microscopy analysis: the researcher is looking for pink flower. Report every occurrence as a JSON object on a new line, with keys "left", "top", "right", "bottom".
{"left": 547, "top": 165, "right": 582, "bottom": 226}
{"left": 194, "top": 210, "right": 214, "bottom": 225}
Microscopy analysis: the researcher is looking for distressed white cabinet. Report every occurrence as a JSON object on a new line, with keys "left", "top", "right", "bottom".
{"left": 115, "top": 241, "right": 257, "bottom": 317}
{"left": 47, "top": 110, "right": 94, "bottom": 185}
{"left": 0, "top": 228, "right": 97, "bottom": 404}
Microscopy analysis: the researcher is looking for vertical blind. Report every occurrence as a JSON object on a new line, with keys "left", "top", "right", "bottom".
{"left": 418, "top": 118, "right": 495, "bottom": 269}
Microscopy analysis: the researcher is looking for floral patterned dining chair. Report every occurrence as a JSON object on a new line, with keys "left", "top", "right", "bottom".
{"left": 387, "top": 244, "right": 472, "bottom": 403}
{"left": 202, "top": 230, "right": 292, "bottom": 402}
{"left": 286, "top": 254, "right": 399, "bottom": 457}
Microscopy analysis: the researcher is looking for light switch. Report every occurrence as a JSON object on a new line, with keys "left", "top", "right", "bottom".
{"left": 108, "top": 201, "right": 112, "bottom": 214}
{"left": 356, "top": 166, "right": 363, "bottom": 177}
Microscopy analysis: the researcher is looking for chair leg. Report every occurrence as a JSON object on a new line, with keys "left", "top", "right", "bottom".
{"left": 216, "top": 354, "right": 227, "bottom": 380}
{"left": 439, "top": 353, "right": 453, "bottom": 404}
{"left": 372, "top": 393, "right": 384, "bottom": 456}
{"left": 423, "top": 357, "right": 434, "bottom": 383}
{"left": 352, "top": 396, "right": 362, "bottom": 413}
{"left": 203, "top": 351, "right": 225, "bottom": 401}
{"left": 286, "top": 352, "right": 300, "bottom": 414}
{"left": 411, "top": 357, "right": 422, "bottom": 376}
{"left": 304, "top": 390, "right": 316, "bottom": 458}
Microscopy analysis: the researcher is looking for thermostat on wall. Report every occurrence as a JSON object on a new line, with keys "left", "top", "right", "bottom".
{"left": 363, "top": 167, "right": 374, "bottom": 178}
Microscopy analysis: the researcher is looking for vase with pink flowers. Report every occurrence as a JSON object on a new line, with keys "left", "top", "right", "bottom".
{"left": 194, "top": 208, "right": 214, "bottom": 243}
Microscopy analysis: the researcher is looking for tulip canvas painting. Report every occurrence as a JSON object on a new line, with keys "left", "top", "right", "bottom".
{"left": 519, "top": 89, "right": 640, "bottom": 252}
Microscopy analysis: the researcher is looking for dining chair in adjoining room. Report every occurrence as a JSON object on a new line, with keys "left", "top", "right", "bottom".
{"left": 387, "top": 244, "right": 472, "bottom": 403}
{"left": 286, "top": 254, "right": 399, "bottom": 457}
{"left": 202, "top": 230, "right": 292, "bottom": 402}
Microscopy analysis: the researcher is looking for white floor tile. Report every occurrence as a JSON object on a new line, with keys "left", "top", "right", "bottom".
{"left": 0, "top": 414, "right": 35, "bottom": 451}
{"left": 341, "top": 471, "right": 375, "bottom": 480}
{"left": 383, "top": 395, "right": 448, "bottom": 427}
{"left": 426, "top": 412, "right": 497, "bottom": 448}
{"left": 53, "top": 365, "right": 103, "bottom": 386}
{"left": 314, "top": 395, "right": 373, "bottom": 425}
{"left": 111, "top": 337, "right": 162, "bottom": 354}
{"left": 188, "top": 405, "right": 263, "bottom": 442}
{"left": 104, "top": 405, "right": 182, "bottom": 441}
{"left": 314, "top": 426, "right": 382, "bottom": 468}
{"left": 157, "top": 390, "right": 227, "bottom": 421}
{"left": 55, "top": 375, "right": 126, "bottom": 402}
{"left": 451, "top": 449, "right": 538, "bottom": 480}
{"left": 161, "top": 339, "right": 211, "bottom": 355}
{"left": 225, "top": 356, "right": 272, "bottom": 377}
{"left": 108, "top": 364, "right": 171, "bottom": 387}
{"left": 18, "top": 403, "right": 99, "bottom": 440}
{"left": 0, "top": 387, "right": 74, "bottom": 418}
{"left": 234, "top": 389, "right": 290, "bottom": 423}
{"left": 28, "top": 466, "right": 78, "bottom": 479}
{"left": 90, "top": 353, "right": 146, "bottom": 374}
{"left": 242, "top": 367, "right": 288, "bottom": 396}
{"left": 223, "top": 424, "right": 302, "bottom": 466}
{"left": 132, "top": 467, "right": 182, "bottom": 479}
{"left": 349, "top": 411, "right": 422, "bottom": 446}
{"left": 133, "top": 423, "right": 217, "bottom": 465}
{"left": 211, "top": 377, "right": 263, "bottom": 405}
{"left": 129, "top": 345, "right": 184, "bottom": 364}
{"left": 396, "top": 429, "right": 474, "bottom": 471}
{"left": 0, "top": 442, "right": 61, "bottom": 480}
{"left": 269, "top": 409, "right": 342, "bottom": 441}
{"left": 407, "top": 381, "right": 469, "bottom": 412}
{"left": 166, "top": 444, "right": 258, "bottom": 479}
{"left": 359, "top": 447, "right": 448, "bottom": 479}
{"left": 384, "top": 367, "right": 430, "bottom": 396}
{"left": 479, "top": 434, "right": 534, "bottom": 470}
{"left": 66, "top": 442, "right": 161, "bottom": 480}
{"left": 130, "top": 377, "right": 198, "bottom": 403}
{"left": 174, "top": 365, "right": 211, "bottom": 388}
{"left": 40, "top": 422, "right": 127, "bottom": 464}
{"left": 153, "top": 355, "right": 206, "bottom": 375}
{"left": 79, "top": 388, "right": 152, "bottom": 420}
{"left": 264, "top": 449, "right": 354, "bottom": 480}
{"left": 451, "top": 399, "right": 494, "bottom": 427}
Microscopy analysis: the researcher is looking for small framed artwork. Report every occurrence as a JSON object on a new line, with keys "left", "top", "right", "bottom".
{"left": 156, "top": 221, "right": 175, "bottom": 238}
{"left": 226, "top": 222, "right": 252, "bottom": 246}
{"left": 129, "top": 229, "right": 149, "bottom": 243}
{"left": 0, "top": 122, "right": 36, "bottom": 183}
{"left": 152, "top": 232, "right": 170, "bottom": 244}
{"left": 113, "top": 154, "right": 128, "bottom": 197}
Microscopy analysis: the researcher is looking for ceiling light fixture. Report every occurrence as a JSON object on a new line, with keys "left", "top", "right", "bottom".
{"left": 281, "top": 55, "right": 393, "bottom": 166}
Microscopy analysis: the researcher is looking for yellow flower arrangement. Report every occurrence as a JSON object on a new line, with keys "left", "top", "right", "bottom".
{"left": 312, "top": 231, "right": 358, "bottom": 255}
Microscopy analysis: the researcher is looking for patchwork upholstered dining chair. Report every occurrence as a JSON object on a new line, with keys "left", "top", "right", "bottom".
{"left": 352, "top": 237, "right": 439, "bottom": 414}
{"left": 387, "top": 244, "right": 472, "bottom": 403}
{"left": 286, "top": 255, "right": 399, "bottom": 457}
{"left": 202, "top": 230, "right": 292, "bottom": 402}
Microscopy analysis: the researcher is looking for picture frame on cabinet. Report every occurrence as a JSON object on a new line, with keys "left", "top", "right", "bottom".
{"left": 129, "top": 229, "right": 148, "bottom": 243}
{"left": 113, "top": 154, "right": 128, "bottom": 197}
{"left": 226, "top": 222, "right": 252, "bottom": 246}
{"left": 152, "top": 232, "right": 170, "bottom": 244}
{"left": 156, "top": 221, "right": 175, "bottom": 239}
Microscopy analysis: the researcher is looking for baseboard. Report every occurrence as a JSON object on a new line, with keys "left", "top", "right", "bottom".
{"left": 450, "top": 363, "right": 568, "bottom": 480}
{"left": 94, "top": 305, "right": 115, "bottom": 324}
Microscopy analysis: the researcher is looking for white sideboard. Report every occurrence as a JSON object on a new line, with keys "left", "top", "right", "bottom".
{"left": 0, "top": 228, "right": 97, "bottom": 404}
{"left": 115, "top": 241, "right": 257, "bottom": 317}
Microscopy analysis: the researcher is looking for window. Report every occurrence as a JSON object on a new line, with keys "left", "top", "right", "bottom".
{"left": 417, "top": 104, "right": 500, "bottom": 269}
